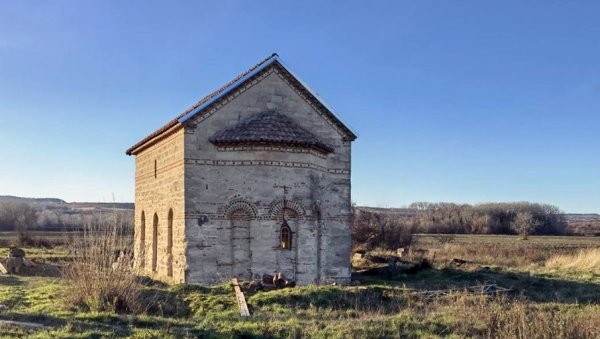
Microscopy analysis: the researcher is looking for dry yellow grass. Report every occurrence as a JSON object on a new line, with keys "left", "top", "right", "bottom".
{"left": 63, "top": 220, "right": 142, "bottom": 313}
{"left": 3, "top": 235, "right": 600, "bottom": 338}
{"left": 546, "top": 247, "right": 600, "bottom": 271}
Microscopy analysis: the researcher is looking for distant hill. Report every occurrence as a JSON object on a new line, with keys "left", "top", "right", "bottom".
{"left": 564, "top": 213, "right": 600, "bottom": 236}
{"left": 0, "top": 195, "right": 134, "bottom": 232}
{"left": 0, "top": 195, "right": 133, "bottom": 210}
{"left": 355, "top": 206, "right": 417, "bottom": 218}
{"left": 564, "top": 213, "right": 600, "bottom": 221}
{"left": 69, "top": 202, "right": 134, "bottom": 210}
{"left": 0, "top": 195, "right": 67, "bottom": 206}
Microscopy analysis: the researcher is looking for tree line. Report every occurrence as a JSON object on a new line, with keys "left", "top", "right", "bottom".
{"left": 353, "top": 202, "right": 568, "bottom": 249}
{"left": 407, "top": 202, "right": 566, "bottom": 235}
{"left": 0, "top": 201, "right": 133, "bottom": 245}
{"left": 1, "top": 200, "right": 568, "bottom": 250}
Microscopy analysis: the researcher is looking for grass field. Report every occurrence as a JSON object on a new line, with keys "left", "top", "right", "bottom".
{"left": 0, "top": 234, "right": 599, "bottom": 338}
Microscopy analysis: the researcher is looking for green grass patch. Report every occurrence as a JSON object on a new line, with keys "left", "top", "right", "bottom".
{"left": 1, "top": 237, "right": 599, "bottom": 337}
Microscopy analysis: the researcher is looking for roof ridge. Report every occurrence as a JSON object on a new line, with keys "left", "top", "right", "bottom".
{"left": 175, "top": 53, "right": 279, "bottom": 122}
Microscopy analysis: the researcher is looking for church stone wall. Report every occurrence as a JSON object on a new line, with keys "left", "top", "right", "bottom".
{"left": 182, "top": 69, "right": 352, "bottom": 285}
{"left": 133, "top": 129, "right": 187, "bottom": 283}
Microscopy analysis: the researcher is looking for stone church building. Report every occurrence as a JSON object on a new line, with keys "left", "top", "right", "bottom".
{"left": 126, "top": 54, "right": 357, "bottom": 285}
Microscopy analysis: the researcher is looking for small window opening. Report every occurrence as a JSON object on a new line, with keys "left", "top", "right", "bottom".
{"left": 154, "top": 160, "right": 157, "bottom": 178}
{"left": 280, "top": 220, "right": 292, "bottom": 250}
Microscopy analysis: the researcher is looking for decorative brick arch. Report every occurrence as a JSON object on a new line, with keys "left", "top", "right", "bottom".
{"left": 268, "top": 198, "right": 306, "bottom": 220}
{"left": 222, "top": 197, "right": 255, "bottom": 280}
{"left": 223, "top": 198, "right": 258, "bottom": 219}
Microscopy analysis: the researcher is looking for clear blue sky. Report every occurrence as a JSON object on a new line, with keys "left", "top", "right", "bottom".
{"left": 1, "top": 1, "right": 599, "bottom": 213}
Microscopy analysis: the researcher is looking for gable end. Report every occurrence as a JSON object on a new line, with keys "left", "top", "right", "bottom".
{"left": 126, "top": 54, "right": 356, "bottom": 156}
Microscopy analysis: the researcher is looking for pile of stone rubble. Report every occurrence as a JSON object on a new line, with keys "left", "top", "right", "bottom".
{"left": 0, "top": 247, "right": 35, "bottom": 274}
{"left": 244, "top": 272, "right": 296, "bottom": 292}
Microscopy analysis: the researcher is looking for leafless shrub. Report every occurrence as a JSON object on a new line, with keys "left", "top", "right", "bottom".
{"left": 62, "top": 217, "right": 142, "bottom": 313}
{"left": 408, "top": 202, "right": 568, "bottom": 235}
{"left": 352, "top": 209, "right": 416, "bottom": 250}
{"left": 0, "top": 202, "right": 38, "bottom": 246}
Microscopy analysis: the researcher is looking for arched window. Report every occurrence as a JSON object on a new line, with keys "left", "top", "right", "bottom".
{"left": 167, "top": 209, "right": 173, "bottom": 277}
{"left": 280, "top": 220, "right": 292, "bottom": 250}
{"left": 152, "top": 213, "right": 158, "bottom": 272}
{"left": 139, "top": 211, "right": 145, "bottom": 269}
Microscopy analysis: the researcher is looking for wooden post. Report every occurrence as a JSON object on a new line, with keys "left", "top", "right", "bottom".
{"left": 22, "top": 258, "right": 36, "bottom": 267}
{"left": 231, "top": 278, "right": 250, "bottom": 317}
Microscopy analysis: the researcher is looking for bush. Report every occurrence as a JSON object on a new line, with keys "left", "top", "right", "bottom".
{"left": 62, "top": 219, "right": 142, "bottom": 314}
{"left": 352, "top": 209, "right": 415, "bottom": 250}
{"left": 352, "top": 202, "right": 568, "bottom": 239}
{"left": 16, "top": 236, "right": 63, "bottom": 248}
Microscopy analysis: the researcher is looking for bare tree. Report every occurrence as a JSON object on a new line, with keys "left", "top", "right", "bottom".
{"left": 512, "top": 211, "right": 538, "bottom": 240}
{"left": 0, "top": 202, "right": 39, "bottom": 245}
{"left": 352, "top": 209, "right": 415, "bottom": 250}
{"left": 386, "top": 202, "right": 565, "bottom": 236}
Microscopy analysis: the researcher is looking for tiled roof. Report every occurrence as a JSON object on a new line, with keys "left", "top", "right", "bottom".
{"left": 126, "top": 53, "right": 356, "bottom": 155}
{"left": 125, "top": 54, "right": 278, "bottom": 155}
{"left": 209, "top": 111, "right": 334, "bottom": 153}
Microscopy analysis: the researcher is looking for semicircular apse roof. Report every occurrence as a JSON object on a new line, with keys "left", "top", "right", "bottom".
{"left": 209, "top": 111, "right": 334, "bottom": 154}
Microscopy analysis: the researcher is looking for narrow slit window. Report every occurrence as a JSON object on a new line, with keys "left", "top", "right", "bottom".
{"left": 154, "top": 160, "right": 157, "bottom": 178}
{"left": 280, "top": 220, "right": 292, "bottom": 250}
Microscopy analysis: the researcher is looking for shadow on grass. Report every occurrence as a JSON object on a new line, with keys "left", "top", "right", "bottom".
{"left": 356, "top": 266, "right": 600, "bottom": 304}
{"left": 246, "top": 285, "right": 412, "bottom": 317}
{"left": 17, "top": 263, "right": 63, "bottom": 278}
{"left": 1, "top": 311, "right": 211, "bottom": 337}
{"left": 0, "top": 275, "right": 24, "bottom": 286}
{"left": 0, "top": 311, "right": 133, "bottom": 337}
